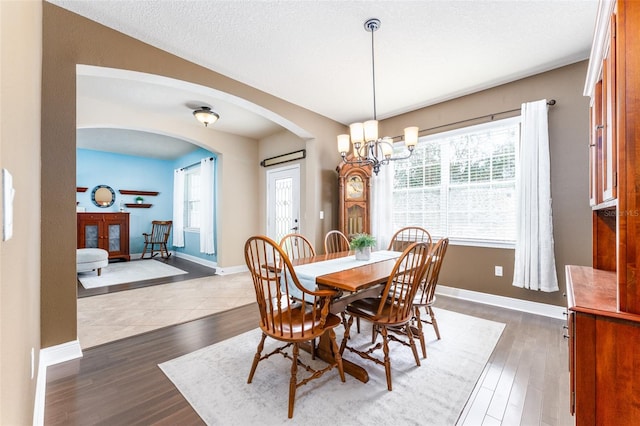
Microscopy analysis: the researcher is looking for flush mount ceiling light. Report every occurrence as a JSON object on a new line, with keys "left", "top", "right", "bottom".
{"left": 337, "top": 18, "right": 418, "bottom": 175}
{"left": 193, "top": 106, "right": 220, "bottom": 127}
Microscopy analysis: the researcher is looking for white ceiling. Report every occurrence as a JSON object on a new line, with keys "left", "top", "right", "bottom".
{"left": 49, "top": 0, "right": 599, "bottom": 159}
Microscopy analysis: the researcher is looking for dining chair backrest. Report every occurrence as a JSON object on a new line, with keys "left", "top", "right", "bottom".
{"left": 244, "top": 235, "right": 335, "bottom": 340}
{"left": 375, "top": 241, "right": 433, "bottom": 324}
{"left": 279, "top": 233, "right": 316, "bottom": 260}
{"left": 324, "top": 230, "right": 350, "bottom": 254}
{"left": 387, "top": 226, "right": 432, "bottom": 253}
{"left": 415, "top": 238, "right": 449, "bottom": 306}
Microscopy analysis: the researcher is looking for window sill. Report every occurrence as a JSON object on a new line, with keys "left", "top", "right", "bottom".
{"left": 444, "top": 238, "right": 515, "bottom": 250}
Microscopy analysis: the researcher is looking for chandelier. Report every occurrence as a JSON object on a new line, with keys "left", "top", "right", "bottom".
{"left": 337, "top": 18, "right": 419, "bottom": 175}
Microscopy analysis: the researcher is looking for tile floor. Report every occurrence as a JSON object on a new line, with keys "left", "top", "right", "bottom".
{"left": 77, "top": 272, "right": 255, "bottom": 348}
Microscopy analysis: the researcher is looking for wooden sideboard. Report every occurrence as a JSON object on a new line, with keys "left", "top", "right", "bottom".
{"left": 569, "top": 0, "right": 640, "bottom": 423}
{"left": 565, "top": 266, "right": 640, "bottom": 424}
{"left": 77, "top": 212, "right": 130, "bottom": 261}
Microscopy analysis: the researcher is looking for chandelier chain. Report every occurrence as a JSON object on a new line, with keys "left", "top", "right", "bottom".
{"left": 371, "top": 24, "right": 377, "bottom": 120}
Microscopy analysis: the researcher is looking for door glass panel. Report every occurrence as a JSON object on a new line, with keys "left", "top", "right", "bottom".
{"left": 108, "top": 224, "right": 121, "bottom": 252}
{"left": 84, "top": 225, "right": 98, "bottom": 248}
{"left": 274, "top": 177, "right": 293, "bottom": 243}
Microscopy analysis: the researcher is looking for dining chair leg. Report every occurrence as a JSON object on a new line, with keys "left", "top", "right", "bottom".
{"left": 339, "top": 315, "right": 354, "bottom": 355}
{"left": 247, "top": 333, "right": 267, "bottom": 383}
{"left": 405, "top": 323, "right": 421, "bottom": 367}
{"left": 381, "top": 327, "right": 393, "bottom": 391}
{"left": 328, "top": 328, "right": 346, "bottom": 382}
{"left": 414, "top": 307, "right": 427, "bottom": 358}
{"left": 428, "top": 306, "right": 441, "bottom": 339}
{"left": 288, "top": 343, "right": 299, "bottom": 418}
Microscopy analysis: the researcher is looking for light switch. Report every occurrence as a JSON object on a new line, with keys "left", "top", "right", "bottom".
{"left": 2, "top": 169, "right": 15, "bottom": 241}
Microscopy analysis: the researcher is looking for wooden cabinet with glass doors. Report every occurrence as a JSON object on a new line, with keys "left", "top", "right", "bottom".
{"left": 77, "top": 212, "right": 130, "bottom": 261}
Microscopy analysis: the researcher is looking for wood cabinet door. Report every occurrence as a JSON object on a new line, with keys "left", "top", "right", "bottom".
{"left": 103, "top": 216, "right": 127, "bottom": 258}
{"left": 78, "top": 216, "right": 102, "bottom": 249}
{"left": 601, "top": 16, "right": 617, "bottom": 202}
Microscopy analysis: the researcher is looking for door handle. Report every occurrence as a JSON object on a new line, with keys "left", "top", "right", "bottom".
{"left": 291, "top": 226, "right": 299, "bottom": 231}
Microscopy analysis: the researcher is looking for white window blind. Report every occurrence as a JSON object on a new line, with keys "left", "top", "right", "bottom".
{"left": 391, "top": 116, "right": 520, "bottom": 246}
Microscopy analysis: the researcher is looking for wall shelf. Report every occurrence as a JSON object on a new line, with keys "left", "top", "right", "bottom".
{"left": 119, "top": 190, "right": 159, "bottom": 196}
{"left": 125, "top": 203, "right": 152, "bottom": 208}
{"left": 77, "top": 187, "right": 88, "bottom": 192}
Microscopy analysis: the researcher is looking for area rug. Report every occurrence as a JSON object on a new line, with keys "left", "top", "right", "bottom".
{"left": 78, "top": 259, "right": 187, "bottom": 289}
{"left": 159, "top": 308, "right": 505, "bottom": 425}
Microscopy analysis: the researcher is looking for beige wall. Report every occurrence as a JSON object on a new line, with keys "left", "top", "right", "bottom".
{"left": 382, "top": 61, "right": 592, "bottom": 307}
{"left": 41, "top": 3, "right": 346, "bottom": 347}
{"left": 1, "top": 1, "right": 42, "bottom": 424}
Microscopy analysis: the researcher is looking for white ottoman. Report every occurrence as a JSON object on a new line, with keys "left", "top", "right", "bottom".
{"left": 77, "top": 248, "right": 109, "bottom": 276}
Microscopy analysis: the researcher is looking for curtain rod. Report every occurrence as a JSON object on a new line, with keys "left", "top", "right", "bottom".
{"left": 180, "top": 157, "right": 214, "bottom": 171}
{"left": 413, "top": 99, "right": 557, "bottom": 137}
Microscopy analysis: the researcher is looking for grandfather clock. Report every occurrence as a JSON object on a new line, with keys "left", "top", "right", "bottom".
{"left": 337, "top": 160, "right": 372, "bottom": 239}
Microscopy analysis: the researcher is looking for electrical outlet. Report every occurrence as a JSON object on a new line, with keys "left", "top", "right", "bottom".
{"left": 495, "top": 266, "right": 503, "bottom": 277}
{"left": 319, "top": 210, "right": 324, "bottom": 220}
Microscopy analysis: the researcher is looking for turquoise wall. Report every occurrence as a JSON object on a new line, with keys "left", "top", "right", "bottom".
{"left": 77, "top": 148, "right": 217, "bottom": 262}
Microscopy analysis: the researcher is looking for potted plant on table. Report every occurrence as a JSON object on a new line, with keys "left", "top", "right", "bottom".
{"left": 350, "top": 233, "right": 376, "bottom": 261}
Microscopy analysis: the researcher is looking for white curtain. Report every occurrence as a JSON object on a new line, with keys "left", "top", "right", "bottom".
{"left": 513, "top": 99, "right": 559, "bottom": 292}
{"left": 172, "top": 168, "right": 185, "bottom": 247}
{"left": 371, "top": 163, "right": 395, "bottom": 250}
{"left": 199, "top": 157, "right": 215, "bottom": 254}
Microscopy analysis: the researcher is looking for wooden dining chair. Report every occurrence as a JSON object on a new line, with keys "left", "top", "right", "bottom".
{"left": 244, "top": 235, "right": 345, "bottom": 419}
{"left": 324, "top": 230, "right": 351, "bottom": 254}
{"left": 411, "top": 238, "right": 449, "bottom": 357}
{"left": 387, "top": 226, "right": 432, "bottom": 252}
{"left": 279, "top": 233, "right": 316, "bottom": 260}
{"left": 140, "top": 220, "right": 172, "bottom": 259}
{"left": 339, "top": 241, "right": 433, "bottom": 391}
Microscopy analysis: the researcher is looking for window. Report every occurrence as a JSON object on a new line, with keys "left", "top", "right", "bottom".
{"left": 185, "top": 166, "right": 201, "bottom": 230}
{"left": 391, "top": 116, "right": 520, "bottom": 247}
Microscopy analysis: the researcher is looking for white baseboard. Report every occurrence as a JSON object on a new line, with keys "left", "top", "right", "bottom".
{"left": 214, "top": 264, "right": 248, "bottom": 275}
{"left": 436, "top": 285, "right": 566, "bottom": 319}
{"left": 172, "top": 252, "right": 217, "bottom": 269}
{"left": 33, "top": 340, "right": 83, "bottom": 426}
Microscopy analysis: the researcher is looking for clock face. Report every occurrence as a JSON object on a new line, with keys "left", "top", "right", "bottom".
{"left": 346, "top": 175, "right": 364, "bottom": 199}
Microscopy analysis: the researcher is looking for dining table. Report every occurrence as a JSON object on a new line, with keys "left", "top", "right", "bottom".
{"left": 290, "top": 249, "right": 402, "bottom": 383}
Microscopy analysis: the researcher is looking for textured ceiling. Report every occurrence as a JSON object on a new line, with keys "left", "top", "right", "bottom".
{"left": 50, "top": 0, "right": 599, "bottom": 159}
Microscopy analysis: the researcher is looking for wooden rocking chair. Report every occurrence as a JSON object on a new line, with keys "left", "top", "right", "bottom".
{"left": 140, "top": 220, "right": 172, "bottom": 259}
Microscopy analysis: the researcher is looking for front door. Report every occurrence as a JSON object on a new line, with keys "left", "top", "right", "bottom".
{"left": 266, "top": 164, "right": 301, "bottom": 244}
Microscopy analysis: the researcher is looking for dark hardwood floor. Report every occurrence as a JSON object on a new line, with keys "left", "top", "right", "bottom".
{"left": 45, "top": 296, "right": 573, "bottom": 425}
{"left": 77, "top": 256, "right": 217, "bottom": 298}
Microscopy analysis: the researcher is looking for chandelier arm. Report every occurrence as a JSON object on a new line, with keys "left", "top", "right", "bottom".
{"left": 385, "top": 150, "right": 414, "bottom": 162}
